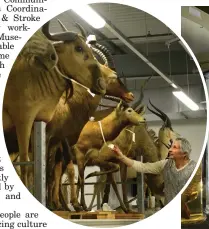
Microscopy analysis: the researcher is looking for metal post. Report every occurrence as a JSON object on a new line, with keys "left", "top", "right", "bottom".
{"left": 96, "top": 176, "right": 101, "bottom": 210}
{"left": 33, "top": 122, "right": 46, "bottom": 206}
{"left": 136, "top": 154, "right": 144, "bottom": 214}
{"left": 205, "top": 74, "right": 209, "bottom": 214}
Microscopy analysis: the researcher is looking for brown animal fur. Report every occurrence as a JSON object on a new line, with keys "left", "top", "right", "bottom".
{"left": 87, "top": 107, "right": 175, "bottom": 211}
{"left": 46, "top": 65, "right": 134, "bottom": 210}
{"left": 3, "top": 25, "right": 106, "bottom": 187}
{"left": 85, "top": 125, "right": 136, "bottom": 212}
{"left": 73, "top": 103, "right": 145, "bottom": 210}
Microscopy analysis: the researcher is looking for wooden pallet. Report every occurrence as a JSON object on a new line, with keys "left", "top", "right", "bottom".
{"left": 53, "top": 211, "right": 144, "bottom": 220}
{"left": 115, "top": 213, "right": 144, "bottom": 219}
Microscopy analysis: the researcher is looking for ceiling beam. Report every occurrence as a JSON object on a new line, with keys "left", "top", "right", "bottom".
{"left": 101, "top": 18, "right": 178, "bottom": 88}
{"left": 98, "top": 33, "right": 174, "bottom": 43}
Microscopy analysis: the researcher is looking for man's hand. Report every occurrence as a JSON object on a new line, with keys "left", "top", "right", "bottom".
{"left": 112, "top": 145, "right": 134, "bottom": 167}
{"left": 112, "top": 145, "right": 123, "bottom": 157}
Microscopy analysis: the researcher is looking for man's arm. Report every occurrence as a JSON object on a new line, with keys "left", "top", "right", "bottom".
{"left": 113, "top": 145, "right": 167, "bottom": 174}
{"left": 131, "top": 160, "right": 167, "bottom": 174}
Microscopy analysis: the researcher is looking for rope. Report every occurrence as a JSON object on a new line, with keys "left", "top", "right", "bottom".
{"left": 98, "top": 121, "right": 107, "bottom": 144}
{"left": 54, "top": 66, "right": 95, "bottom": 97}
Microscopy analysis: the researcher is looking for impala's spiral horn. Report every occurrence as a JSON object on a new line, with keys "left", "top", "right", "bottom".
{"left": 93, "top": 43, "right": 115, "bottom": 70}
{"left": 147, "top": 99, "right": 173, "bottom": 130}
{"left": 92, "top": 47, "right": 108, "bottom": 66}
{"left": 131, "top": 76, "right": 152, "bottom": 111}
{"left": 104, "top": 95, "right": 128, "bottom": 108}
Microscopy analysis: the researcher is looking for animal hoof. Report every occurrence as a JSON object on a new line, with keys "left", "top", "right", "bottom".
{"left": 82, "top": 204, "right": 88, "bottom": 211}
{"left": 120, "top": 205, "right": 129, "bottom": 213}
{"left": 47, "top": 204, "right": 55, "bottom": 211}
{"left": 73, "top": 204, "right": 83, "bottom": 212}
{"left": 53, "top": 200, "right": 62, "bottom": 210}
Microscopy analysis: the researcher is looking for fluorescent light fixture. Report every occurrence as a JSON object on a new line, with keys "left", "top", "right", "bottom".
{"left": 72, "top": 5, "right": 106, "bottom": 29}
{"left": 171, "top": 83, "right": 178, "bottom": 89}
{"left": 172, "top": 90, "right": 199, "bottom": 111}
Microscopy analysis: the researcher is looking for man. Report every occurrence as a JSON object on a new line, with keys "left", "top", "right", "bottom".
{"left": 113, "top": 137, "right": 196, "bottom": 204}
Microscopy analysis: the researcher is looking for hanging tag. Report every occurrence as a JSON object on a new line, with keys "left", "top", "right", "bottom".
{"left": 89, "top": 116, "right": 95, "bottom": 121}
{"left": 108, "top": 144, "right": 114, "bottom": 150}
{"left": 125, "top": 129, "right": 135, "bottom": 142}
{"left": 132, "top": 132, "right": 135, "bottom": 142}
{"left": 87, "top": 89, "right": 95, "bottom": 97}
{"left": 70, "top": 78, "right": 95, "bottom": 97}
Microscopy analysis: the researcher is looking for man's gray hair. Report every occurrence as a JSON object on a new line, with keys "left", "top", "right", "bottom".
{"left": 176, "top": 137, "right": 191, "bottom": 157}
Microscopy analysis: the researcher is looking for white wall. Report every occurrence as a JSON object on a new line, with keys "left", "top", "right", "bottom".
{"left": 148, "top": 118, "right": 207, "bottom": 162}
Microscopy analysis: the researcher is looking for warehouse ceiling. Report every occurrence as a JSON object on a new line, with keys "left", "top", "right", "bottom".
{"left": 48, "top": 3, "right": 206, "bottom": 121}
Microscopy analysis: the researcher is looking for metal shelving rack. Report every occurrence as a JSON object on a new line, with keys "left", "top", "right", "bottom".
{"left": 13, "top": 122, "right": 46, "bottom": 206}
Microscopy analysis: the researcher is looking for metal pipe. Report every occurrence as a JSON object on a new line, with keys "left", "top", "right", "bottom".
{"left": 114, "top": 73, "right": 197, "bottom": 81}
{"left": 96, "top": 177, "right": 101, "bottom": 210}
{"left": 99, "top": 33, "right": 174, "bottom": 42}
{"left": 165, "top": 37, "right": 180, "bottom": 46}
{"left": 136, "top": 154, "right": 144, "bottom": 214}
{"left": 34, "top": 122, "right": 46, "bottom": 206}
{"left": 165, "top": 37, "right": 192, "bottom": 58}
